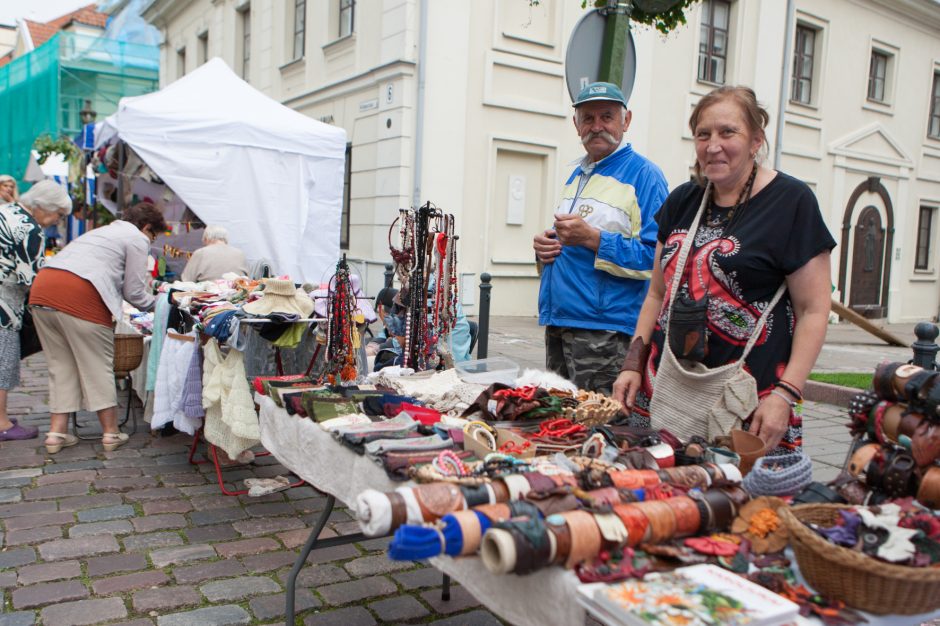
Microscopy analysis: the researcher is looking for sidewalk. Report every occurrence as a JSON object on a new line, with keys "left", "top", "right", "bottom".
{"left": 0, "top": 316, "right": 866, "bottom": 625}
{"left": 0, "top": 355, "right": 498, "bottom": 626}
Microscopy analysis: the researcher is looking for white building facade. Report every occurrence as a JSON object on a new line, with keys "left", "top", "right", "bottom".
{"left": 141, "top": 0, "right": 940, "bottom": 323}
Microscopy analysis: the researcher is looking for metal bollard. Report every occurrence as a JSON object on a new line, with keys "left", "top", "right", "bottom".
{"left": 384, "top": 264, "right": 394, "bottom": 289}
{"left": 477, "top": 273, "right": 492, "bottom": 359}
{"left": 912, "top": 322, "right": 940, "bottom": 370}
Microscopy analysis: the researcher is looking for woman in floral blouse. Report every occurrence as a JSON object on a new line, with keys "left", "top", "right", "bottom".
{"left": 0, "top": 180, "right": 71, "bottom": 441}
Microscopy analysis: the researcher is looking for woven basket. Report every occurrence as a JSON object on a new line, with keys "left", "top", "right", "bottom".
{"left": 779, "top": 504, "right": 940, "bottom": 615}
{"left": 113, "top": 334, "right": 144, "bottom": 375}
{"left": 562, "top": 391, "right": 621, "bottom": 427}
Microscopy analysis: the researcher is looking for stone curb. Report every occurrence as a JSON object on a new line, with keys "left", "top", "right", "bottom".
{"left": 804, "top": 380, "right": 859, "bottom": 408}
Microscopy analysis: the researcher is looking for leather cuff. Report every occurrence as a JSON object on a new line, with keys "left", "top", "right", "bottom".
{"left": 619, "top": 337, "right": 651, "bottom": 373}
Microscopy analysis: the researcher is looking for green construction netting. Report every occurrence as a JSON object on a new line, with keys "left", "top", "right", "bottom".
{"left": 0, "top": 32, "right": 158, "bottom": 182}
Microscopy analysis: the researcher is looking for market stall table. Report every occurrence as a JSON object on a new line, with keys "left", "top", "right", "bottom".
{"left": 257, "top": 394, "right": 940, "bottom": 626}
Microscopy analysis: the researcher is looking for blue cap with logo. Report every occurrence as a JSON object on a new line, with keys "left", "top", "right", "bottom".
{"left": 572, "top": 81, "right": 627, "bottom": 108}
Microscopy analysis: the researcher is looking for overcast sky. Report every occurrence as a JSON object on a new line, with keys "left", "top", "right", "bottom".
{"left": 0, "top": 0, "right": 96, "bottom": 27}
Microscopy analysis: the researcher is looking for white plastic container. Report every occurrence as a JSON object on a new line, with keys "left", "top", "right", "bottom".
{"left": 455, "top": 357, "right": 520, "bottom": 386}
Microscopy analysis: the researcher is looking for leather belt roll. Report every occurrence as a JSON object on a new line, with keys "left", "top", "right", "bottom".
{"left": 563, "top": 510, "right": 602, "bottom": 569}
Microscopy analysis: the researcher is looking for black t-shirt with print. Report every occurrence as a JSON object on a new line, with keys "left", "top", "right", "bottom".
{"left": 634, "top": 172, "right": 836, "bottom": 452}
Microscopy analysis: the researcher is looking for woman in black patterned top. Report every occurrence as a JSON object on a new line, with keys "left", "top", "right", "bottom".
{"left": 613, "top": 86, "right": 836, "bottom": 455}
{"left": 0, "top": 181, "right": 71, "bottom": 441}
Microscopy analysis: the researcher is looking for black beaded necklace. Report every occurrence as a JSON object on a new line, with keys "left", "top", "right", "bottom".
{"left": 705, "top": 161, "right": 758, "bottom": 235}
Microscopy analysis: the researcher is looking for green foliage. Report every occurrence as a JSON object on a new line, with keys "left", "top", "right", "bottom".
{"left": 531, "top": 0, "right": 701, "bottom": 35}
{"left": 808, "top": 372, "right": 874, "bottom": 390}
{"left": 32, "top": 134, "right": 82, "bottom": 167}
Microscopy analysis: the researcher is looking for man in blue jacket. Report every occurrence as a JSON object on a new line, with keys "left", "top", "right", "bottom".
{"left": 533, "top": 82, "right": 668, "bottom": 394}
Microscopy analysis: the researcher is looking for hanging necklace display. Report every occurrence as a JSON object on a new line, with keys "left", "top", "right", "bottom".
{"left": 323, "top": 255, "right": 359, "bottom": 383}
{"left": 393, "top": 202, "right": 459, "bottom": 371}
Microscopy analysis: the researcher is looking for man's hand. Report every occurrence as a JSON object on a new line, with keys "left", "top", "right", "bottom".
{"left": 553, "top": 214, "right": 601, "bottom": 251}
{"left": 533, "top": 229, "right": 562, "bottom": 264}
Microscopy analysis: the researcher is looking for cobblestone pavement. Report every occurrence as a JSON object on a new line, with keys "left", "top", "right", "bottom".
{"left": 0, "top": 354, "right": 500, "bottom": 626}
{"left": 0, "top": 319, "right": 858, "bottom": 626}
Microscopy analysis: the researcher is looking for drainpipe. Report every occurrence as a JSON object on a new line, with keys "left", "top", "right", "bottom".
{"left": 412, "top": 0, "right": 428, "bottom": 209}
{"left": 773, "top": 0, "right": 796, "bottom": 169}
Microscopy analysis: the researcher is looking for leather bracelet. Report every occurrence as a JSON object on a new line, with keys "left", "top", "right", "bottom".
{"left": 563, "top": 510, "right": 602, "bottom": 569}
{"left": 848, "top": 443, "right": 880, "bottom": 476}
{"left": 612, "top": 503, "right": 650, "bottom": 547}
{"left": 388, "top": 492, "right": 408, "bottom": 529}
{"left": 619, "top": 337, "right": 651, "bottom": 373}
{"left": 720, "top": 485, "right": 750, "bottom": 514}
{"left": 775, "top": 379, "right": 803, "bottom": 402}
{"left": 475, "top": 503, "right": 511, "bottom": 523}
{"left": 480, "top": 528, "right": 516, "bottom": 575}
{"left": 608, "top": 470, "right": 646, "bottom": 490}
{"left": 502, "top": 474, "right": 532, "bottom": 500}
{"left": 688, "top": 492, "right": 712, "bottom": 530}
{"left": 460, "top": 484, "right": 491, "bottom": 508}
{"left": 594, "top": 512, "right": 629, "bottom": 549}
{"left": 522, "top": 472, "right": 556, "bottom": 493}
{"left": 702, "top": 489, "right": 734, "bottom": 531}
{"left": 899, "top": 411, "right": 925, "bottom": 439}
{"left": 490, "top": 479, "right": 511, "bottom": 503}
{"left": 545, "top": 514, "right": 572, "bottom": 566}
{"left": 664, "top": 497, "right": 702, "bottom": 537}
{"left": 586, "top": 487, "right": 622, "bottom": 508}
{"left": 414, "top": 483, "right": 465, "bottom": 522}
{"left": 701, "top": 463, "right": 723, "bottom": 482}
{"left": 883, "top": 404, "right": 905, "bottom": 443}
{"left": 452, "top": 509, "right": 483, "bottom": 556}
{"left": 917, "top": 465, "right": 940, "bottom": 508}
{"left": 635, "top": 499, "right": 676, "bottom": 544}
{"left": 873, "top": 361, "right": 903, "bottom": 400}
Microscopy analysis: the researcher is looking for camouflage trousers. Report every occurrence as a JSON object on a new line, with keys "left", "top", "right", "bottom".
{"left": 544, "top": 326, "right": 631, "bottom": 395}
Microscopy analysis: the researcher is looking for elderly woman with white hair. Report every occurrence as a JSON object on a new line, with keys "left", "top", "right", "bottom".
{"left": 180, "top": 224, "right": 248, "bottom": 282}
{"left": 0, "top": 180, "right": 71, "bottom": 441}
{"left": 0, "top": 175, "right": 18, "bottom": 203}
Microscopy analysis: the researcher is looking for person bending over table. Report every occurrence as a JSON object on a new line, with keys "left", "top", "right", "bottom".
{"left": 612, "top": 85, "right": 835, "bottom": 455}
{"left": 30, "top": 202, "right": 168, "bottom": 454}
{"left": 0, "top": 181, "right": 72, "bottom": 441}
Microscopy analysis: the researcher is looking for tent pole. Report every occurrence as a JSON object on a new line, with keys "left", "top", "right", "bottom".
{"left": 117, "top": 141, "right": 125, "bottom": 216}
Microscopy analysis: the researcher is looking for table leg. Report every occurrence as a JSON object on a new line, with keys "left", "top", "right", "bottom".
{"left": 285, "top": 494, "right": 368, "bottom": 625}
{"left": 441, "top": 573, "right": 451, "bottom": 601}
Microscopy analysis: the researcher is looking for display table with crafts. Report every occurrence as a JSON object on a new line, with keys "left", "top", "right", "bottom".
{"left": 257, "top": 383, "right": 940, "bottom": 626}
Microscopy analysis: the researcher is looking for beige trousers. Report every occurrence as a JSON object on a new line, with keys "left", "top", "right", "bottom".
{"left": 31, "top": 306, "right": 116, "bottom": 413}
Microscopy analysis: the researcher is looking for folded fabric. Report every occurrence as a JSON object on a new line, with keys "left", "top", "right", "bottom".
{"left": 364, "top": 434, "right": 452, "bottom": 456}
{"left": 319, "top": 414, "right": 373, "bottom": 431}
{"left": 301, "top": 392, "right": 359, "bottom": 422}
{"left": 362, "top": 394, "right": 419, "bottom": 417}
{"left": 253, "top": 374, "right": 313, "bottom": 395}
{"left": 332, "top": 412, "right": 419, "bottom": 435}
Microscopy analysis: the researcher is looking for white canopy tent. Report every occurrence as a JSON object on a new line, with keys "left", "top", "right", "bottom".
{"left": 96, "top": 58, "right": 346, "bottom": 283}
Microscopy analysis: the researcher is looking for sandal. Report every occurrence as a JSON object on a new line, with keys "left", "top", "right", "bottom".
{"left": 101, "top": 432, "right": 129, "bottom": 452}
{"left": 45, "top": 431, "right": 79, "bottom": 454}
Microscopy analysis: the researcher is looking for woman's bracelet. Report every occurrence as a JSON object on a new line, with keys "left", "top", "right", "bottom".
{"left": 769, "top": 389, "right": 797, "bottom": 407}
{"left": 619, "top": 337, "right": 651, "bottom": 373}
{"left": 775, "top": 379, "right": 803, "bottom": 402}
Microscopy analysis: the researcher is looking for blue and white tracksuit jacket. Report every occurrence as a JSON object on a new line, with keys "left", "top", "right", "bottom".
{"left": 538, "top": 142, "right": 669, "bottom": 337}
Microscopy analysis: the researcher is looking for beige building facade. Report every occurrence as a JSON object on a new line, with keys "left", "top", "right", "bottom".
{"left": 141, "top": 0, "right": 940, "bottom": 323}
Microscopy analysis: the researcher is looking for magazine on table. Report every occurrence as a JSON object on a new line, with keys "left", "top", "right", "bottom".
{"left": 576, "top": 564, "right": 800, "bottom": 626}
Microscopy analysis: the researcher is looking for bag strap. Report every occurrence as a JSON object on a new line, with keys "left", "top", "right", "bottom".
{"left": 663, "top": 183, "right": 711, "bottom": 338}
{"left": 663, "top": 181, "right": 787, "bottom": 366}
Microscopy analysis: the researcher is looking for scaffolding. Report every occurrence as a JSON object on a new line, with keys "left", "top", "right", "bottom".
{"left": 0, "top": 31, "right": 159, "bottom": 181}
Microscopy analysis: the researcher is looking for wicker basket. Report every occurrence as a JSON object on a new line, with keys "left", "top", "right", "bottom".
{"left": 779, "top": 504, "right": 940, "bottom": 615}
{"left": 562, "top": 391, "right": 622, "bottom": 427}
{"left": 113, "top": 334, "right": 144, "bottom": 375}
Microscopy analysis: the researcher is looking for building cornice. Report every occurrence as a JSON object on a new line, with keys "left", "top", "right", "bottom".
{"left": 282, "top": 59, "right": 417, "bottom": 109}
{"left": 863, "top": 0, "right": 940, "bottom": 32}
{"left": 142, "top": 0, "right": 190, "bottom": 28}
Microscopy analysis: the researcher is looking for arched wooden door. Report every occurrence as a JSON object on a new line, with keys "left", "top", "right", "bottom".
{"left": 838, "top": 177, "right": 894, "bottom": 319}
{"left": 849, "top": 205, "right": 885, "bottom": 316}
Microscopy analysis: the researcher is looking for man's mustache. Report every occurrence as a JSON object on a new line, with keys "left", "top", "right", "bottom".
{"left": 581, "top": 130, "right": 618, "bottom": 146}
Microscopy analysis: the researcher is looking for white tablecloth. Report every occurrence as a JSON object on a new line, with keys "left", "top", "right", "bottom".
{"left": 257, "top": 395, "right": 940, "bottom": 626}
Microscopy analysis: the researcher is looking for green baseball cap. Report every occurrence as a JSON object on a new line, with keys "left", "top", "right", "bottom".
{"left": 572, "top": 81, "right": 627, "bottom": 108}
